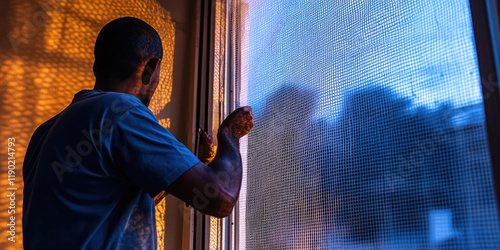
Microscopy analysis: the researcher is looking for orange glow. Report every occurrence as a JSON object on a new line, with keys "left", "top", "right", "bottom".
{"left": 0, "top": 0, "right": 175, "bottom": 249}
{"left": 209, "top": 0, "right": 227, "bottom": 248}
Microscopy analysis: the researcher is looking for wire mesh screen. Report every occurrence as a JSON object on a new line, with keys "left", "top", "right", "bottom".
{"left": 237, "top": 0, "right": 500, "bottom": 249}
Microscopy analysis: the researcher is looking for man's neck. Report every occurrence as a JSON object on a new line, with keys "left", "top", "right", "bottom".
{"left": 94, "top": 80, "right": 149, "bottom": 107}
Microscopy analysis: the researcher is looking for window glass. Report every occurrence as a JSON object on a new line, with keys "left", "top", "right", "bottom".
{"left": 238, "top": 0, "right": 500, "bottom": 248}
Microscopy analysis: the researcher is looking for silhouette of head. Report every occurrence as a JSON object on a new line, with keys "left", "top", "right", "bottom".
{"left": 265, "top": 85, "right": 317, "bottom": 125}
{"left": 93, "top": 16, "right": 163, "bottom": 82}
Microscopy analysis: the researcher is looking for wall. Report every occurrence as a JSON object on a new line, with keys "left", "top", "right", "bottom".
{"left": 0, "top": 0, "right": 199, "bottom": 249}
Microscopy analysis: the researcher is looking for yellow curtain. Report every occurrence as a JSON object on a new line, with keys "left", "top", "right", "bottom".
{"left": 0, "top": 0, "right": 175, "bottom": 249}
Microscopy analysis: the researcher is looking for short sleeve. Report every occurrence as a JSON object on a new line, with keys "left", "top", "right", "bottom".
{"left": 108, "top": 106, "right": 200, "bottom": 197}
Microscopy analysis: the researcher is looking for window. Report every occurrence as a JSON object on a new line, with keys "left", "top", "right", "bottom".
{"left": 234, "top": 0, "right": 500, "bottom": 249}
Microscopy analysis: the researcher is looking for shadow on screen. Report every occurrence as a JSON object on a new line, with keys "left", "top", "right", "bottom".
{"left": 246, "top": 84, "right": 469, "bottom": 249}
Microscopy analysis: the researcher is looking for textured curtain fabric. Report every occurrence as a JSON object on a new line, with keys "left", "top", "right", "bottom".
{"left": 0, "top": 1, "right": 175, "bottom": 248}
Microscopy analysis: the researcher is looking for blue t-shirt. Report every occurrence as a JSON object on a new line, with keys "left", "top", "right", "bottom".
{"left": 23, "top": 89, "right": 200, "bottom": 249}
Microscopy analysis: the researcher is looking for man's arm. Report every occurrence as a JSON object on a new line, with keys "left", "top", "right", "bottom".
{"left": 165, "top": 107, "right": 253, "bottom": 218}
{"left": 154, "top": 128, "right": 216, "bottom": 205}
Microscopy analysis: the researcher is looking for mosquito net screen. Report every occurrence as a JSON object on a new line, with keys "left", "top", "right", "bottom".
{"left": 237, "top": 0, "right": 500, "bottom": 249}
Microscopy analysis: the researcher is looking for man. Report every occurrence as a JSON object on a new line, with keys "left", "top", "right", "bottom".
{"left": 22, "top": 17, "right": 253, "bottom": 249}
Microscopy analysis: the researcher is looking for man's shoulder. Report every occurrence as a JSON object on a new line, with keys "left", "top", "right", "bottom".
{"left": 24, "top": 113, "right": 61, "bottom": 177}
{"left": 30, "top": 113, "right": 61, "bottom": 144}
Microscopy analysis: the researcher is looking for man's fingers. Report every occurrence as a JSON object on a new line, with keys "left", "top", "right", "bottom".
{"left": 202, "top": 131, "right": 213, "bottom": 144}
{"left": 218, "top": 106, "right": 254, "bottom": 138}
{"left": 239, "top": 106, "right": 252, "bottom": 112}
{"left": 231, "top": 106, "right": 252, "bottom": 117}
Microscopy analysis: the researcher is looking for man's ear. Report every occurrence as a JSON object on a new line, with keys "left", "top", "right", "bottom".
{"left": 142, "top": 57, "right": 161, "bottom": 85}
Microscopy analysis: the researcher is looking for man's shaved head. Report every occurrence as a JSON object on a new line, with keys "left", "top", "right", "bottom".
{"left": 93, "top": 17, "right": 163, "bottom": 82}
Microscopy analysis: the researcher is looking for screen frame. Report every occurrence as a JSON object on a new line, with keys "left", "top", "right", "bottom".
{"left": 470, "top": 0, "right": 500, "bottom": 221}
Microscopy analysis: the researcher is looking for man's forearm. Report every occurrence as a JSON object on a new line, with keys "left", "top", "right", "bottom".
{"left": 165, "top": 107, "right": 252, "bottom": 218}
{"left": 208, "top": 129, "right": 243, "bottom": 200}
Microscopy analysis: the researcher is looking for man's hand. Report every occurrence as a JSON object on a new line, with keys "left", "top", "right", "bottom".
{"left": 198, "top": 130, "right": 216, "bottom": 165}
{"left": 219, "top": 106, "right": 254, "bottom": 138}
